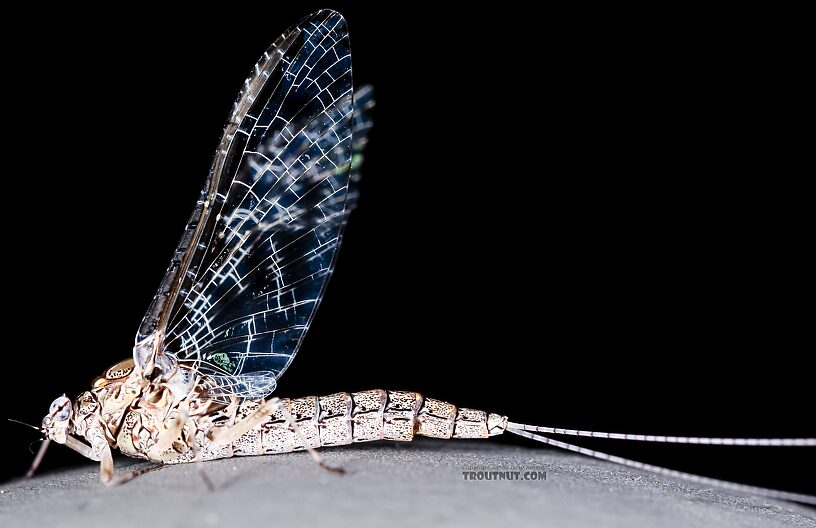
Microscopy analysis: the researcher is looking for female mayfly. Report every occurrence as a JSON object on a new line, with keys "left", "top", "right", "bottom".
{"left": 30, "top": 9, "right": 815, "bottom": 504}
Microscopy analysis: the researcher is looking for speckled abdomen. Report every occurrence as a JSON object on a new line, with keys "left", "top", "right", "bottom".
{"left": 226, "top": 390, "right": 508, "bottom": 458}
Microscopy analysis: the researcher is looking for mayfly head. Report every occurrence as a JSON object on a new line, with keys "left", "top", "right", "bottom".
{"left": 41, "top": 395, "right": 73, "bottom": 444}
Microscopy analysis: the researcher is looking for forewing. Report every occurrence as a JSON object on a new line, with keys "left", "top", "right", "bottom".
{"left": 136, "top": 10, "right": 354, "bottom": 399}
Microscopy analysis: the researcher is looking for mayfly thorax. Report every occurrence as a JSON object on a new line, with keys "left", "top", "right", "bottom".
{"left": 27, "top": 9, "right": 815, "bottom": 505}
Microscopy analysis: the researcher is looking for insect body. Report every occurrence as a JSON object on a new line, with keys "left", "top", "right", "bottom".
{"left": 46, "top": 357, "right": 506, "bottom": 469}
{"left": 32, "top": 9, "right": 815, "bottom": 505}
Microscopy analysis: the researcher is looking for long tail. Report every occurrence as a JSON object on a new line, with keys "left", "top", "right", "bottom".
{"left": 505, "top": 421, "right": 816, "bottom": 505}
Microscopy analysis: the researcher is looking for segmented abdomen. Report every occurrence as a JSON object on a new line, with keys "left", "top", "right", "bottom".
{"left": 231, "top": 390, "right": 508, "bottom": 457}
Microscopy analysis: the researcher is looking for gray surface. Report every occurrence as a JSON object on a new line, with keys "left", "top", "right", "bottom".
{"left": 1, "top": 439, "right": 813, "bottom": 528}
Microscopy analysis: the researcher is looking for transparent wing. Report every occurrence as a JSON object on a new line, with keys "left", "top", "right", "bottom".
{"left": 135, "top": 10, "right": 360, "bottom": 400}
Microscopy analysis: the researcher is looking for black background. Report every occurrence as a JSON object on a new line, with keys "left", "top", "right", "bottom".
{"left": 1, "top": 4, "right": 812, "bottom": 496}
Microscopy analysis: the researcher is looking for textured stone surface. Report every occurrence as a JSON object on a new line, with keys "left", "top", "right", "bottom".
{"left": 1, "top": 440, "right": 813, "bottom": 528}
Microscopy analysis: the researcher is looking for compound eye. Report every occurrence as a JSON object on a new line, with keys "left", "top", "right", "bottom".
{"left": 49, "top": 396, "right": 71, "bottom": 421}
{"left": 55, "top": 405, "right": 71, "bottom": 421}
{"left": 49, "top": 397, "right": 65, "bottom": 414}
{"left": 42, "top": 416, "right": 51, "bottom": 427}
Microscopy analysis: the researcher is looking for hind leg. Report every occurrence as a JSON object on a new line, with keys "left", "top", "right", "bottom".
{"left": 207, "top": 398, "right": 343, "bottom": 473}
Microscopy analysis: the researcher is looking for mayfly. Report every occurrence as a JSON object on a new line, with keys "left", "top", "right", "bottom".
{"left": 26, "top": 9, "right": 815, "bottom": 505}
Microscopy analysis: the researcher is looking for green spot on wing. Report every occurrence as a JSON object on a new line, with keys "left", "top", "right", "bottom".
{"left": 333, "top": 161, "right": 351, "bottom": 177}
{"left": 210, "top": 353, "right": 234, "bottom": 371}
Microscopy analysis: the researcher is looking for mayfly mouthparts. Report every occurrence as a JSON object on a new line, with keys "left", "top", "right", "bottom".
{"left": 27, "top": 9, "right": 815, "bottom": 506}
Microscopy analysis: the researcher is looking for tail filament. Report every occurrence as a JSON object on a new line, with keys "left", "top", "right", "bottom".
{"left": 505, "top": 421, "right": 816, "bottom": 505}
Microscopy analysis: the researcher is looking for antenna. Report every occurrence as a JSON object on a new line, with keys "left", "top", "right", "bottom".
{"left": 7, "top": 418, "right": 41, "bottom": 432}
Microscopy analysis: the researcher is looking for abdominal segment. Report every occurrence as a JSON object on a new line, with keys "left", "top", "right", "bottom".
{"left": 116, "top": 390, "right": 507, "bottom": 464}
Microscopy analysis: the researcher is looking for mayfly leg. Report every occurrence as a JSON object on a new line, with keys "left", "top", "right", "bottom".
{"left": 192, "top": 448, "right": 216, "bottom": 492}
{"left": 147, "top": 404, "right": 190, "bottom": 459}
{"left": 102, "top": 409, "right": 187, "bottom": 486}
{"left": 274, "top": 399, "right": 344, "bottom": 474}
{"left": 206, "top": 398, "right": 344, "bottom": 475}
{"left": 104, "top": 462, "right": 165, "bottom": 486}
{"left": 187, "top": 429, "right": 215, "bottom": 491}
{"left": 26, "top": 439, "right": 50, "bottom": 478}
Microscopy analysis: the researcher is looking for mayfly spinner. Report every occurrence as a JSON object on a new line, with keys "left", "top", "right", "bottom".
{"left": 29, "top": 10, "right": 815, "bottom": 504}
